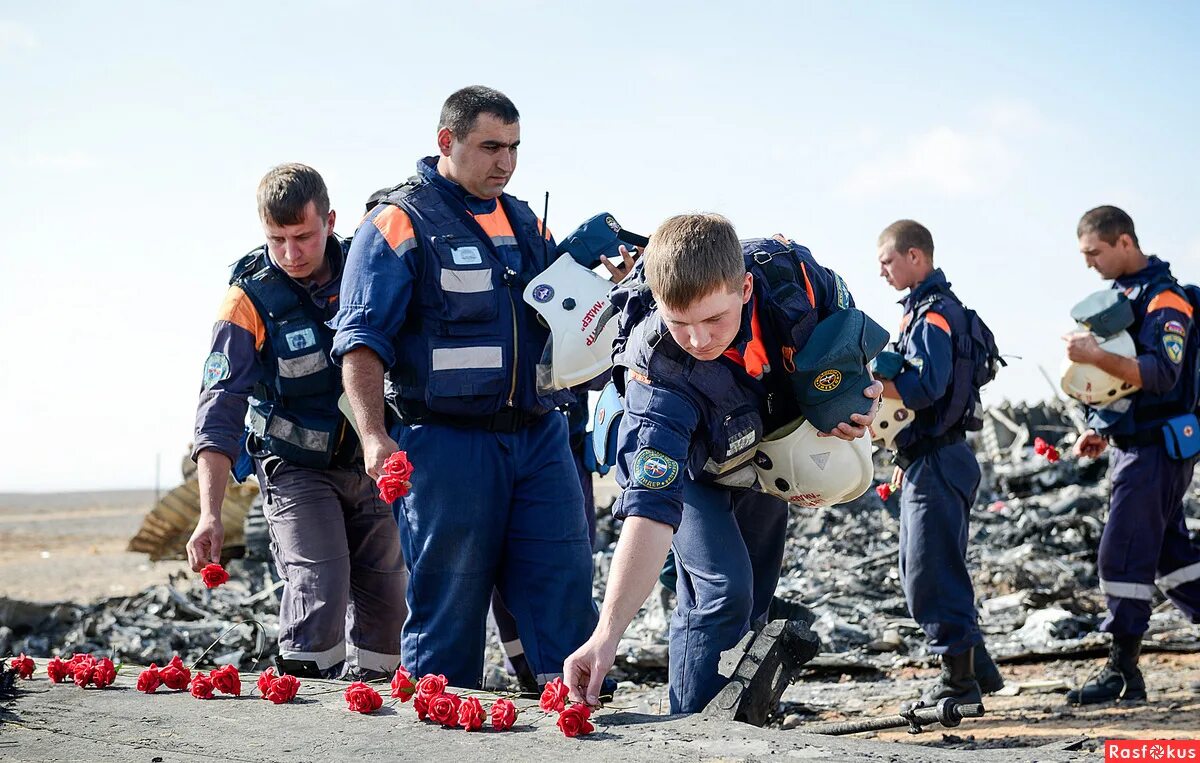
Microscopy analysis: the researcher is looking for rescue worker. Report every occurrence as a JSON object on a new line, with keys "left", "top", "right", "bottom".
{"left": 187, "top": 163, "right": 408, "bottom": 680}
{"left": 331, "top": 86, "right": 632, "bottom": 689}
{"left": 873, "top": 219, "right": 1004, "bottom": 705}
{"left": 1065, "top": 205, "right": 1200, "bottom": 704}
{"left": 563, "top": 213, "right": 882, "bottom": 713}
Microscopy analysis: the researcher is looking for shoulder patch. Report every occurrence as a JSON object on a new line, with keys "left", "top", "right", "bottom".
{"left": 632, "top": 448, "right": 680, "bottom": 490}
{"left": 202, "top": 352, "right": 231, "bottom": 390}
{"left": 1164, "top": 333, "right": 1185, "bottom": 364}
{"left": 834, "top": 274, "right": 851, "bottom": 309}
{"left": 1165, "top": 320, "right": 1186, "bottom": 336}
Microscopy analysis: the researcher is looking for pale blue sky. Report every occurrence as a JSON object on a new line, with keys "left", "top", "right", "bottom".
{"left": 2, "top": 1, "right": 1198, "bottom": 491}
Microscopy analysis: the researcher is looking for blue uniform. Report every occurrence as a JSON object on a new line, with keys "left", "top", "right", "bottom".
{"left": 330, "top": 158, "right": 595, "bottom": 688}
{"left": 1087, "top": 257, "right": 1200, "bottom": 635}
{"left": 611, "top": 238, "right": 850, "bottom": 712}
{"left": 193, "top": 238, "right": 407, "bottom": 675}
{"left": 890, "top": 269, "right": 983, "bottom": 656}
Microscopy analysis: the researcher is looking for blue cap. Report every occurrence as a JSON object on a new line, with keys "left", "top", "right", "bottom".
{"left": 792, "top": 309, "right": 890, "bottom": 432}
{"left": 556, "top": 213, "right": 649, "bottom": 269}
{"left": 1070, "top": 290, "right": 1134, "bottom": 338}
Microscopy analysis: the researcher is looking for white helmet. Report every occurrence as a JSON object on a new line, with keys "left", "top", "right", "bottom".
{"left": 871, "top": 396, "right": 914, "bottom": 449}
{"left": 524, "top": 254, "right": 619, "bottom": 391}
{"left": 1060, "top": 328, "right": 1140, "bottom": 407}
{"left": 752, "top": 418, "right": 874, "bottom": 508}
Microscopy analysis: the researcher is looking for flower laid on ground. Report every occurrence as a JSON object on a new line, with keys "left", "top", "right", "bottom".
{"left": 211, "top": 664, "right": 242, "bottom": 696}
{"left": 264, "top": 673, "right": 300, "bottom": 704}
{"left": 390, "top": 666, "right": 416, "bottom": 702}
{"left": 556, "top": 703, "right": 595, "bottom": 737}
{"left": 377, "top": 450, "right": 414, "bottom": 503}
{"left": 190, "top": 672, "right": 215, "bottom": 699}
{"left": 539, "top": 677, "right": 569, "bottom": 713}
{"left": 10, "top": 653, "right": 34, "bottom": 679}
{"left": 71, "top": 656, "right": 97, "bottom": 687}
{"left": 413, "top": 695, "right": 430, "bottom": 721}
{"left": 256, "top": 668, "right": 277, "bottom": 697}
{"left": 136, "top": 664, "right": 162, "bottom": 693}
{"left": 489, "top": 698, "right": 517, "bottom": 731}
{"left": 428, "top": 692, "right": 462, "bottom": 726}
{"left": 91, "top": 658, "right": 117, "bottom": 689}
{"left": 344, "top": 681, "right": 383, "bottom": 714}
{"left": 415, "top": 673, "right": 448, "bottom": 702}
{"left": 875, "top": 483, "right": 893, "bottom": 501}
{"left": 200, "top": 563, "right": 230, "bottom": 589}
{"left": 46, "top": 656, "right": 71, "bottom": 683}
{"left": 160, "top": 655, "right": 191, "bottom": 691}
{"left": 457, "top": 696, "right": 485, "bottom": 731}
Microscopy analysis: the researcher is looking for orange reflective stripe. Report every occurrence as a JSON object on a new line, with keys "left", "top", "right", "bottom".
{"left": 925, "top": 312, "right": 952, "bottom": 334}
{"left": 628, "top": 369, "right": 651, "bottom": 385}
{"left": 1148, "top": 290, "right": 1194, "bottom": 318}
{"left": 722, "top": 299, "right": 770, "bottom": 380}
{"left": 899, "top": 313, "right": 912, "bottom": 332}
{"left": 799, "top": 262, "right": 816, "bottom": 306}
{"left": 216, "top": 285, "right": 266, "bottom": 351}
{"left": 372, "top": 206, "right": 417, "bottom": 253}
{"left": 474, "top": 204, "right": 516, "bottom": 240}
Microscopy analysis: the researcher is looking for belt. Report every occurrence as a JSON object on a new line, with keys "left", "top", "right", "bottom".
{"left": 398, "top": 403, "right": 544, "bottom": 434}
{"left": 894, "top": 431, "right": 966, "bottom": 470}
{"left": 1109, "top": 428, "right": 1162, "bottom": 449}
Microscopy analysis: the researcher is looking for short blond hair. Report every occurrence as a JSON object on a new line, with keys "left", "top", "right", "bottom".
{"left": 644, "top": 213, "right": 744, "bottom": 310}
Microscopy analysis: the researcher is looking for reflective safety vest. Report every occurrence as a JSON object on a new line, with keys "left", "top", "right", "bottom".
{"left": 233, "top": 246, "right": 350, "bottom": 468}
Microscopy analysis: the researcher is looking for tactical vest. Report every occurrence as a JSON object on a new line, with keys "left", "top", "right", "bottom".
{"left": 233, "top": 246, "right": 348, "bottom": 468}
{"left": 609, "top": 238, "right": 829, "bottom": 487}
{"left": 379, "top": 181, "right": 575, "bottom": 420}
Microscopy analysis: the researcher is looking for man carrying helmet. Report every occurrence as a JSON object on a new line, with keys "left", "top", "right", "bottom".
{"left": 1063, "top": 205, "right": 1200, "bottom": 704}
{"left": 872, "top": 219, "right": 1004, "bottom": 707}
{"left": 563, "top": 213, "right": 883, "bottom": 713}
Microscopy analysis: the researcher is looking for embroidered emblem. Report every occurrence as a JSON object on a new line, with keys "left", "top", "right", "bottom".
{"left": 605, "top": 215, "right": 620, "bottom": 234}
{"left": 834, "top": 274, "right": 851, "bottom": 309}
{"left": 633, "top": 449, "right": 680, "bottom": 490}
{"left": 202, "top": 352, "right": 231, "bottom": 390}
{"left": 910, "top": 356, "right": 925, "bottom": 374}
{"left": 531, "top": 284, "right": 555, "bottom": 303}
{"left": 1166, "top": 320, "right": 1186, "bottom": 336}
{"left": 451, "top": 246, "right": 483, "bottom": 265}
{"left": 285, "top": 328, "right": 317, "bottom": 351}
{"left": 1185, "top": 425, "right": 1195, "bottom": 438}
{"left": 813, "top": 369, "right": 842, "bottom": 393}
{"left": 1164, "top": 332, "right": 1185, "bottom": 364}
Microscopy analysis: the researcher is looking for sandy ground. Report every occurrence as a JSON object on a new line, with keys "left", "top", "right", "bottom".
{"left": 2, "top": 490, "right": 1198, "bottom": 753}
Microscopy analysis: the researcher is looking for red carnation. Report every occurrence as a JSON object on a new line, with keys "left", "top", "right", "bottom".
{"left": 875, "top": 483, "right": 892, "bottom": 501}
{"left": 211, "top": 664, "right": 242, "bottom": 696}
{"left": 91, "top": 658, "right": 117, "bottom": 689}
{"left": 490, "top": 698, "right": 518, "bottom": 731}
{"left": 415, "top": 673, "right": 448, "bottom": 702}
{"left": 72, "top": 656, "right": 97, "bottom": 687}
{"left": 66, "top": 653, "right": 91, "bottom": 676}
{"left": 539, "top": 677, "right": 569, "bottom": 713}
{"left": 413, "top": 694, "right": 430, "bottom": 721}
{"left": 556, "top": 703, "right": 595, "bottom": 737}
{"left": 265, "top": 674, "right": 300, "bottom": 704}
{"left": 200, "top": 563, "right": 230, "bottom": 589}
{"left": 390, "top": 666, "right": 416, "bottom": 702}
{"left": 256, "top": 667, "right": 276, "bottom": 698}
{"left": 428, "top": 692, "right": 461, "bottom": 726}
{"left": 190, "top": 672, "right": 215, "bottom": 699}
{"left": 1033, "top": 436, "right": 1049, "bottom": 455}
{"left": 457, "top": 696, "right": 486, "bottom": 731}
{"left": 344, "top": 681, "right": 383, "bottom": 714}
{"left": 160, "top": 656, "right": 191, "bottom": 691}
{"left": 46, "top": 656, "right": 71, "bottom": 683}
{"left": 136, "top": 664, "right": 162, "bottom": 693}
{"left": 10, "top": 654, "right": 34, "bottom": 679}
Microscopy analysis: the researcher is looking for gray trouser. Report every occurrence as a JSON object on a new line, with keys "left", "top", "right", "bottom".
{"left": 257, "top": 459, "right": 408, "bottom": 673}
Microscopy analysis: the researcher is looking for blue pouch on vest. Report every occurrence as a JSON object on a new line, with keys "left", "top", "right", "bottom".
{"left": 232, "top": 430, "right": 255, "bottom": 483}
{"left": 592, "top": 381, "right": 624, "bottom": 472}
{"left": 1162, "top": 413, "right": 1200, "bottom": 460}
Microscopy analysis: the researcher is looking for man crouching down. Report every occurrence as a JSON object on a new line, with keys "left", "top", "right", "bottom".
{"left": 564, "top": 214, "right": 882, "bottom": 712}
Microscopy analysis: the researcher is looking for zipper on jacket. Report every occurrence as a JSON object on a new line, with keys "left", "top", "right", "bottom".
{"left": 504, "top": 267, "right": 519, "bottom": 407}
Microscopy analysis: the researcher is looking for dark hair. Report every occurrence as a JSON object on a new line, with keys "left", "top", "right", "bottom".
{"left": 878, "top": 219, "right": 934, "bottom": 259}
{"left": 257, "top": 163, "right": 329, "bottom": 225}
{"left": 1077, "top": 205, "right": 1139, "bottom": 249}
{"left": 438, "top": 86, "right": 520, "bottom": 138}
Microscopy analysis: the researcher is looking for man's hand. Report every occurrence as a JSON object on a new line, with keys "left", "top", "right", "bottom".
{"left": 186, "top": 514, "right": 224, "bottom": 572}
{"left": 891, "top": 465, "right": 905, "bottom": 489}
{"left": 564, "top": 634, "right": 618, "bottom": 707}
{"left": 1063, "top": 331, "right": 1103, "bottom": 364}
{"left": 600, "top": 245, "right": 640, "bottom": 283}
{"left": 362, "top": 432, "right": 399, "bottom": 480}
{"left": 1073, "top": 429, "right": 1107, "bottom": 459}
{"left": 822, "top": 380, "right": 884, "bottom": 440}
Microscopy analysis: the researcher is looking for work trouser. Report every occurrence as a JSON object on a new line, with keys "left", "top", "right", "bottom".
{"left": 1100, "top": 444, "right": 1200, "bottom": 635}
{"left": 898, "top": 439, "right": 982, "bottom": 656}
{"left": 256, "top": 459, "right": 408, "bottom": 674}
{"left": 668, "top": 479, "right": 789, "bottom": 713}
{"left": 392, "top": 412, "right": 596, "bottom": 688}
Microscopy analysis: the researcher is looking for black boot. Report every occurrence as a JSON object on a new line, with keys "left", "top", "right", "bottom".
{"left": 916, "top": 648, "right": 982, "bottom": 707}
{"left": 1066, "top": 634, "right": 1146, "bottom": 705}
{"left": 974, "top": 643, "right": 1005, "bottom": 695}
